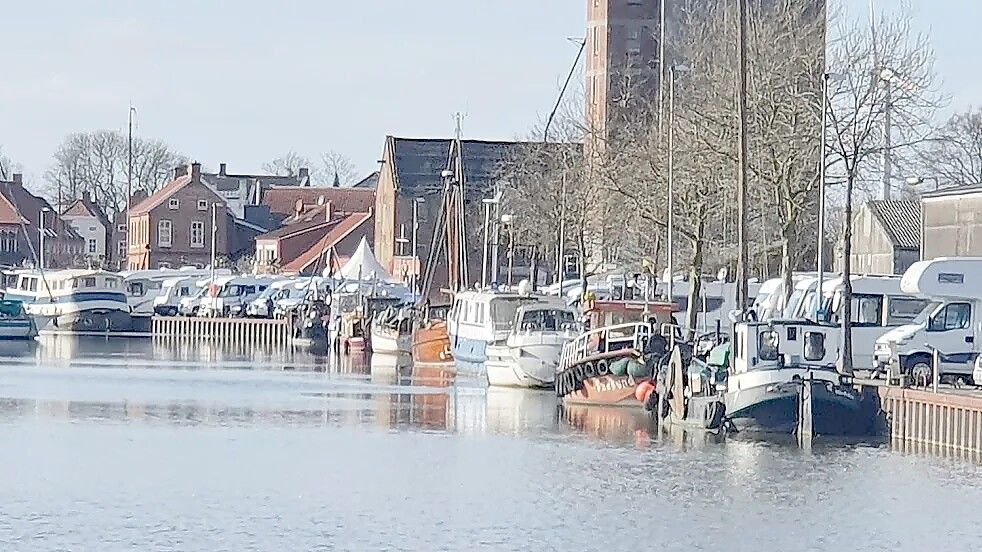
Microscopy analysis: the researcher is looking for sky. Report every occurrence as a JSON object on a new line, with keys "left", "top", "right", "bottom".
{"left": 1, "top": 1, "right": 980, "bottom": 186}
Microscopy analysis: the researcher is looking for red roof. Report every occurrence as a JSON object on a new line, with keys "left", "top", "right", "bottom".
{"left": 281, "top": 212, "right": 372, "bottom": 273}
{"left": 0, "top": 193, "right": 20, "bottom": 225}
{"left": 129, "top": 176, "right": 196, "bottom": 216}
{"left": 262, "top": 187, "right": 374, "bottom": 217}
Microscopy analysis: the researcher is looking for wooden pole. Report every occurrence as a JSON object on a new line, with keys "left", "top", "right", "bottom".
{"left": 736, "top": 0, "right": 750, "bottom": 318}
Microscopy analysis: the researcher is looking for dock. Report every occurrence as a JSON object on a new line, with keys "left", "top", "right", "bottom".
{"left": 151, "top": 316, "right": 292, "bottom": 347}
{"left": 867, "top": 382, "right": 982, "bottom": 456}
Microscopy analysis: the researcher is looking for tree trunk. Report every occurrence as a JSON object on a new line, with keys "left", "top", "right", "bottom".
{"left": 840, "top": 171, "right": 855, "bottom": 375}
{"left": 781, "top": 224, "right": 794, "bottom": 315}
{"left": 685, "top": 217, "right": 706, "bottom": 340}
{"left": 577, "top": 229, "right": 588, "bottom": 298}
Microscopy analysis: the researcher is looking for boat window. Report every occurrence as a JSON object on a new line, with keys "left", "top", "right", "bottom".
{"left": 928, "top": 303, "right": 971, "bottom": 332}
{"left": 105, "top": 278, "right": 117, "bottom": 289}
{"left": 804, "top": 332, "right": 825, "bottom": 361}
{"left": 128, "top": 282, "right": 145, "bottom": 296}
{"left": 490, "top": 298, "right": 532, "bottom": 329}
{"left": 82, "top": 277, "right": 96, "bottom": 288}
{"left": 851, "top": 294, "right": 884, "bottom": 327}
{"left": 28, "top": 278, "right": 37, "bottom": 292}
{"left": 758, "top": 329, "right": 779, "bottom": 361}
{"left": 519, "top": 309, "right": 575, "bottom": 331}
{"left": 886, "top": 297, "right": 930, "bottom": 326}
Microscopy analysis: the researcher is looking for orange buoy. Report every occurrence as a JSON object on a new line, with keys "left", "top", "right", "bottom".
{"left": 635, "top": 380, "right": 655, "bottom": 402}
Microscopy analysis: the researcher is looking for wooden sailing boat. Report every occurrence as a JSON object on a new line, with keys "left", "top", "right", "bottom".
{"left": 411, "top": 134, "right": 468, "bottom": 367}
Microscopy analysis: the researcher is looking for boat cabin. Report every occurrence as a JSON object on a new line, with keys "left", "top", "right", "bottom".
{"left": 731, "top": 320, "right": 840, "bottom": 374}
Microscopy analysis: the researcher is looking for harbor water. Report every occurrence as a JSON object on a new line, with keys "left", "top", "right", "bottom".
{"left": 1, "top": 338, "right": 981, "bottom": 551}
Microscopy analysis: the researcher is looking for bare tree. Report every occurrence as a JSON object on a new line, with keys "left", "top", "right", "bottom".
{"left": 322, "top": 150, "right": 358, "bottom": 186}
{"left": 918, "top": 107, "right": 982, "bottom": 189}
{"left": 263, "top": 152, "right": 316, "bottom": 179}
{"left": 0, "top": 146, "right": 19, "bottom": 179}
{"left": 45, "top": 130, "right": 186, "bottom": 219}
{"left": 825, "top": 8, "right": 943, "bottom": 373}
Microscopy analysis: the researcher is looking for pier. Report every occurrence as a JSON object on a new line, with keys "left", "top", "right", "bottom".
{"left": 150, "top": 316, "right": 292, "bottom": 347}
{"left": 871, "top": 383, "right": 982, "bottom": 456}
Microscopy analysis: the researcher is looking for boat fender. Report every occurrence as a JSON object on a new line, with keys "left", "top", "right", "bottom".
{"left": 596, "top": 359, "right": 610, "bottom": 376}
{"left": 643, "top": 390, "right": 660, "bottom": 413}
{"left": 583, "top": 362, "right": 597, "bottom": 379}
{"left": 634, "top": 380, "right": 655, "bottom": 403}
{"left": 704, "top": 401, "right": 726, "bottom": 430}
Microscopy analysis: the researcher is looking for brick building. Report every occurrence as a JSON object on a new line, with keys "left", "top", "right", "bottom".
{"left": 126, "top": 163, "right": 230, "bottom": 270}
{"left": 0, "top": 173, "right": 83, "bottom": 268}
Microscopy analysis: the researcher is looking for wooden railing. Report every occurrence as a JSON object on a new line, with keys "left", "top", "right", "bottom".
{"left": 151, "top": 316, "right": 292, "bottom": 347}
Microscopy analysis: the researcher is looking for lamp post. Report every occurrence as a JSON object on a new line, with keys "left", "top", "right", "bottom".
{"left": 666, "top": 65, "right": 688, "bottom": 305}
{"left": 39, "top": 207, "right": 51, "bottom": 271}
{"left": 501, "top": 214, "right": 515, "bottom": 288}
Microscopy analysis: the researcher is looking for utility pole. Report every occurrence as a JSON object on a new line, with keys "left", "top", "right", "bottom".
{"left": 210, "top": 203, "right": 218, "bottom": 284}
{"left": 816, "top": 73, "right": 830, "bottom": 320}
{"left": 657, "top": 0, "right": 667, "bottom": 137}
{"left": 128, "top": 106, "right": 136, "bottom": 210}
{"left": 736, "top": 0, "right": 750, "bottom": 318}
{"left": 667, "top": 66, "right": 677, "bottom": 306}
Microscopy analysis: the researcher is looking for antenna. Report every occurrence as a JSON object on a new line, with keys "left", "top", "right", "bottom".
{"left": 453, "top": 112, "right": 464, "bottom": 141}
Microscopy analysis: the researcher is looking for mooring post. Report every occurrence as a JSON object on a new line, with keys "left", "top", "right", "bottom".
{"left": 798, "top": 372, "right": 814, "bottom": 448}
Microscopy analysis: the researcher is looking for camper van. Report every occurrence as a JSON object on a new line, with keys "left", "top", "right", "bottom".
{"left": 874, "top": 258, "right": 982, "bottom": 383}
{"left": 153, "top": 277, "right": 208, "bottom": 316}
{"left": 198, "top": 276, "right": 276, "bottom": 318}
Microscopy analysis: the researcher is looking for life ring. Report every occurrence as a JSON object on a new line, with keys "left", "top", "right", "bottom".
{"left": 596, "top": 359, "right": 610, "bottom": 376}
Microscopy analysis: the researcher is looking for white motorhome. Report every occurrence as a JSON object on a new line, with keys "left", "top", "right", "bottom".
{"left": 874, "top": 258, "right": 982, "bottom": 383}
{"left": 812, "top": 274, "right": 930, "bottom": 370}
{"left": 198, "top": 276, "right": 277, "bottom": 318}
{"left": 153, "top": 277, "right": 208, "bottom": 316}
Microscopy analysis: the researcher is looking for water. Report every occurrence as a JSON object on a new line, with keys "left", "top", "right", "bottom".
{"left": 0, "top": 337, "right": 980, "bottom": 551}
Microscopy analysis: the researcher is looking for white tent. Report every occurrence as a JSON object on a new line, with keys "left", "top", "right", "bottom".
{"left": 336, "top": 237, "right": 395, "bottom": 282}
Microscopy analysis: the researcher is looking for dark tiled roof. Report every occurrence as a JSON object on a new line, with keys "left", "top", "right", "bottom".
{"left": 202, "top": 172, "right": 303, "bottom": 193}
{"left": 261, "top": 187, "right": 375, "bottom": 217}
{"left": 352, "top": 172, "right": 379, "bottom": 189}
{"left": 388, "top": 137, "right": 541, "bottom": 199}
{"left": 868, "top": 200, "right": 921, "bottom": 249}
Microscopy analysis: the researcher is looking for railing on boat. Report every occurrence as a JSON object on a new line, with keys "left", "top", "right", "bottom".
{"left": 559, "top": 322, "right": 651, "bottom": 371}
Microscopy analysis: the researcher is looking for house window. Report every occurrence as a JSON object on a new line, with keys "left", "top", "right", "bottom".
{"left": 158, "top": 220, "right": 172, "bottom": 247}
{"left": 118, "top": 224, "right": 127, "bottom": 232}
{"left": 197, "top": 200, "right": 208, "bottom": 211}
{"left": 118, "top": 240, "right": 127, "bottom": 258}
{"left": 87, "top": 239, "right": 97, "bottom": 253}
{"left": 190, "top": 221, "right": 205, "bottom": 248}
{"left": 168, "top": 198, "right": 180, "bottom": 210}
{"left": 0, "top": 230, "right": 16, "bottom": 252}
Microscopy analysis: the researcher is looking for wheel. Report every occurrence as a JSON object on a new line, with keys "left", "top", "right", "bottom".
{"left": 167, "top": 307, "right": 178, "bottom": 317}
{"left": 906, "top": 355, "right": 933, "bottom": 387}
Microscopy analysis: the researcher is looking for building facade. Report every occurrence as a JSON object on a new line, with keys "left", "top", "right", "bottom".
{"left": 921, "top": 187, "right": 982, "bottom": 260}
{"left": 847, "top": 200, "right": 920, "bottom": 276}
{"left": 127, "top": 163, "right": 230, "bottom": 270}
{"left": 62, "top": 191, "right": 112, "bottom": 265}
{"left": 0, "top": 173, "right": 83, "bottom": 268}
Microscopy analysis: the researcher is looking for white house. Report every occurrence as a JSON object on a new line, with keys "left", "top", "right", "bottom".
{"left": 61, "top": 191, "right": 111, "bottom": 264}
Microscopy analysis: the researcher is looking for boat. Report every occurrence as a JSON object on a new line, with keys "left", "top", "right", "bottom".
{"left": 0, "top": 299, "right": 37, "bottom": 340}
{"left": 485, "top": 299, "right": 579, "bottom": 388}
{"left": 555, "top": 298, "right": 676, "bottom": 406}
{"left": 447, "top": 289, "right": 555, "bottom": 375}
{"left": 658, "top": 319, "right": 883, "bottom": 436}
{"left": 7, "top": 269, "right": 132, "bottom": 332}
{"left": 370, "top": 305, "right": 413, "bottom": 355}
{"left": 412, "top": 305, "right": 454, "bottom": 367}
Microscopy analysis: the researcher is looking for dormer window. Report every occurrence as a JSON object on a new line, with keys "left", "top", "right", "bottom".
{"left": 168, "top": 198, "right": 180, "bottom": 210}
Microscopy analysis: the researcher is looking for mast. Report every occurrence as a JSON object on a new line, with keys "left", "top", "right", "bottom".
{"left": 735, "top": 0, "right": 750, "bottom": 318}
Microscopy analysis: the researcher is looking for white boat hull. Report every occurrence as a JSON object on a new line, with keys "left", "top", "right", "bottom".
{"left": 370, "top": 326, "right": 411, "bottom": 355}
{"left": 486, "top": 334, "right": 568, "bottom": 389}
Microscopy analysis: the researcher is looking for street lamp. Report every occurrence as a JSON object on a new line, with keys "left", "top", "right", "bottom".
{"left": 38, "top": 207, "right": 51, "bottom": 271}
{"left": 501, "top": 214, "right": 516, "bottom": 287}
{"left": 481, "top": 190, "right": 503, "bottom": 288}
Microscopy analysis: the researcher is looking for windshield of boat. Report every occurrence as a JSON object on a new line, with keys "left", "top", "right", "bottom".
{"left": 490, "top": 298, "right": 535, "bottom": 329}
{"left": 517, "top": 308, "right": 576, "bottom": 332}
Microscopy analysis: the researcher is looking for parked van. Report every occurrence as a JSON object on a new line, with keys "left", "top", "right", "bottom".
{"left": 199, "top": 276, "right": 276, "bottom": 318}
{"left": 874, "top": 258, "right": 982, "bottom": 383}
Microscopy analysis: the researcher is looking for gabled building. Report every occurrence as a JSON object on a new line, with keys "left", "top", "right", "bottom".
{"left": 373, "top": 136, "right": 542, "bottom": 291}
{"left": 0, "top": 173, "right": 83, "bottom": 268}
{"left": 127, "top": 163, "right": 230, "bottom": 270}
{"left": 847, "top": 199, "right": 921, "bottom": 275}
{"left": 202, "top": 163, "right": 309, "bottom": 219}
{"left": 62, "top": 191, "right": 112, "bottom": 264}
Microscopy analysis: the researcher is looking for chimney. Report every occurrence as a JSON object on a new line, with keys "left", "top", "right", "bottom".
{"left": 298, "top": 167, "right": 310, "bottom": 186}
{"left": 173, "top": 166, "right": 187, "bottom": 180}
{"left": 219, "top": 163, "right": 227, "bottom": 176}
{"left": 190, "top": 162, "right": 201, "bottom": 181}
{"left": 324, "top": 201, "right": 333, "bottom": 223}
{"left": 11, "top": 173, "right": 22, "bottom": 186}
{"left": 81, "top": 190, "right": 91, "bottom": 202}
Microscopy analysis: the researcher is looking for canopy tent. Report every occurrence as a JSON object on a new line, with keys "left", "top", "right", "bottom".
{"left": 335, "top": 237, "right": 395, "bottom": 282}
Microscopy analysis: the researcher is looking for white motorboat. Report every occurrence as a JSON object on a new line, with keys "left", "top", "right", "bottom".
{"left": 370, "top": 306, "right": 413, "bottom": 355}
{"left": 6, "top": 269, "right": 131, "bottom": 331}
{"left": 485, "top": 302, "right": 578, "bottom": 388}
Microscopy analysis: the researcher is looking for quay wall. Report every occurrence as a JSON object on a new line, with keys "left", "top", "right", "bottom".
{"left": 872, "top": 384, "right": 982, "bottom": 455}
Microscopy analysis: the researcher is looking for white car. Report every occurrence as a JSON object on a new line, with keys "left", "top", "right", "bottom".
{"left": 974, "top": 355, "right": 982, "bottom": 387}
